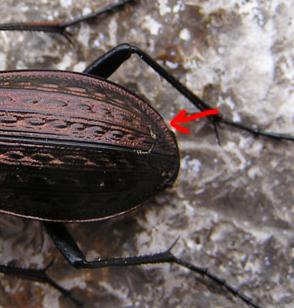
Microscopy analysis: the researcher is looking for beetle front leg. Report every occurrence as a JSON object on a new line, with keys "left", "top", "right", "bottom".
{"left": 84, "top": 43, "right": 294, "bottom": 143}
{"left": 0, "top": 262, "right": 82, "bottom": 306}
{"left": 44, "top": 222, "right": 261, "bottom": 308}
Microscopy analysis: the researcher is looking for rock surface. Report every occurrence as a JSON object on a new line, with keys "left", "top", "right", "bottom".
{"left": 0, "top": 0, "right": 293, "bottom": 307}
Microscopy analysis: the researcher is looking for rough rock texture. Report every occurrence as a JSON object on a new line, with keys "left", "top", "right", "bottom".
{"left": 0, "top": 0, "right": 293, "bottom": 307}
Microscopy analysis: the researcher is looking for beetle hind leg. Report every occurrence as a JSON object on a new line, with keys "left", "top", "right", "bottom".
{"left": 84, "top": 43, "right": 294, "bottom": 143}
{"left": 0, "top": 261, "right": 82, "bottom": 306}
{"left": 44, "top": 222, "right": 260, "bottom": 308}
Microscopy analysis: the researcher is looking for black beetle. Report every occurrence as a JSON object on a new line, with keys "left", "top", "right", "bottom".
{"left": 0, "top": 1, "right": 293, "bottom": 307}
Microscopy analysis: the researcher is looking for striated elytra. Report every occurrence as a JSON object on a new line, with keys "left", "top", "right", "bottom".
{"left": 0, "top": 70, "right": 179, "bottom": 222}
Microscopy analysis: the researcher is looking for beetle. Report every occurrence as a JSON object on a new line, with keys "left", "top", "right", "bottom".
{"left": 0, "top": 1, "right": 293, "bottom": 307}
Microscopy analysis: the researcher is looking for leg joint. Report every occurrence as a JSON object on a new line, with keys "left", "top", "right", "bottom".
{"left": 71, "top": 259, "right": 86, "bottom": 269}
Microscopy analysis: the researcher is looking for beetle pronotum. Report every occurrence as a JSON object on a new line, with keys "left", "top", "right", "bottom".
{"left": 0, "top": 1, "right": 293, "bottom": 307}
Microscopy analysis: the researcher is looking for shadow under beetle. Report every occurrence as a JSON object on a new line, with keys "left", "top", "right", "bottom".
{"left": 0, "top": 1, "right": 293, "bottom": 307}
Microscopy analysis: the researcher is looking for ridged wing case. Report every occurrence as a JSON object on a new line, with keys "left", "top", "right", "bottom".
{"left": 0, "top": 71, "right": 179, "bottom": 221}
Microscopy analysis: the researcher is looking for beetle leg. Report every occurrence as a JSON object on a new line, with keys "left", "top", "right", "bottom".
{"left": 0, "top": 0, "right": 136, "bottom": 38}
{"left": 84, "top": 43, "right": 294, "bottom": 142}
{"left": 44, "top": 222, "right": 260, "bottom": 308}
{"left": 84, "top": 43, "right": 212, "bottom": 112}
{"left": 0, "top": 262, "right": 82, "bottom": 306}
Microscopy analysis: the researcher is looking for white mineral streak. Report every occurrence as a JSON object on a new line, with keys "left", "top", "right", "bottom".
{"left": 0, "top": 52, "right": 6, "bottom": 70}
{"left": 179, "top": 28, "right": 191, "bottom": 41}
{"left": 77, "top": 24, "right": 91, "bottom": 47}
{"left": 56, "top": 53, "right": 73, "bottom": 70}
{"left": 108, "top": 18, "right": 118, "bottom": 46}
{"left": 158, "top": 0, "right": 171, "bottom": 16}
{"left": 60, "top": 0, "right": 72, "bottom": 8}
{"left": 143, "top": 16, "right": 162, "bottom": 35}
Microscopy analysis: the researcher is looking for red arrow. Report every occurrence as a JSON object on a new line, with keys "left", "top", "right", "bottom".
{"left": 170, "top": 109, "right": 220, "bottom": 134}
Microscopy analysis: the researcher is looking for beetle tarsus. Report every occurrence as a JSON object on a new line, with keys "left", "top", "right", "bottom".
{"left": 221, "top": 117, "right": 294, "bottom": 142}
{"left": 172, "top": 257, "right": 260, "bottom": 308}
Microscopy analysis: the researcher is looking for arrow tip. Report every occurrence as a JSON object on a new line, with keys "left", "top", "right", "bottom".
{"left": 170, "top": 110, "right": 190, "bottom": 134}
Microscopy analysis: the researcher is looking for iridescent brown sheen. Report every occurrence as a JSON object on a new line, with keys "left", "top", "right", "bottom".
{"left": 0, "top": 71, "right": 179, "bottom": 221}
